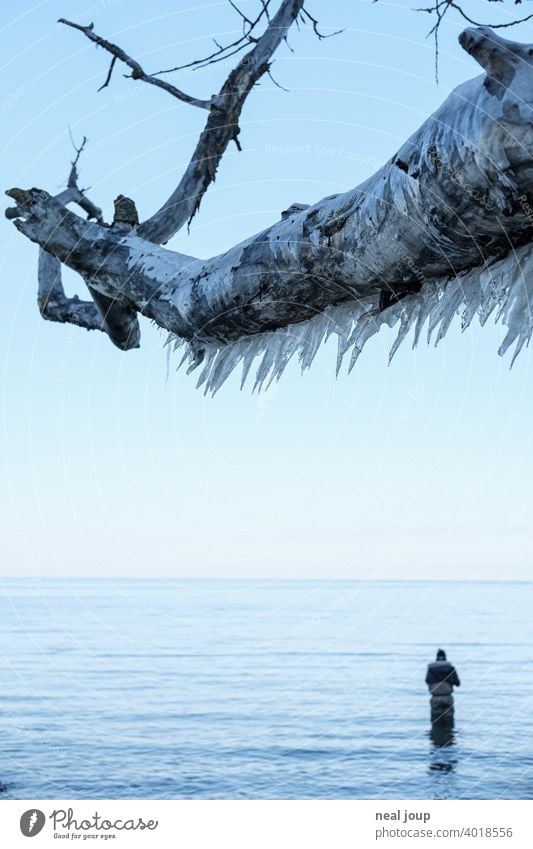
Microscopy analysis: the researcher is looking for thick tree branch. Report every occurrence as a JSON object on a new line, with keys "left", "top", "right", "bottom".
{"left": 37, "top": 249, "right": 103, "bottom": 331}
{"left": 7, "top": 137, "right": 141, "bottom": 350}
{"left": 37, "top": 249, "right": 140, "bottom": 349}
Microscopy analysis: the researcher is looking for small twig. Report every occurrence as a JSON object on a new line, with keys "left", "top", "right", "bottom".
{"left": 228, "top": 0, "right": 254, "bottom": 28}
{"left": 268, "top": 68, "right": 290, "bottom": 91}
{"left": 152, "top": 0, "right": 272, "bottom": 75}
{"left": 261, "top": 0, "right": 272, "bottom": 22}
{"left": 63, "top": 131, "right": 104, "bottom": 222}
{"left": 446, "top": 0, "right": 533, "bottom": 28}
{"left": 189, "top": 41, "right": 253, "bottom": 71}
{"left": 98, "top": 55, "right": 117, "bottom": 91}
{"left": 283, "top": 33, "right": 295, "bottom": 52}
{"left": 67, "top": 130, "right": 88, "bottom": 187}
{"left": 416, "top": 1, "right": 533, "bottom": 33}
{"left": 300, "top": 7, "right": 344, "bottom": 40}
{"left": 58, "top": 18, "right": 211, "bottom": 109}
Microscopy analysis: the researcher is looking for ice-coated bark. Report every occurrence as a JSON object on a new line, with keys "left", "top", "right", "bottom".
{"left": 171, "top": 240, "right": 533, "bottom": 395}
{"left": 7, "top": 27, "right": 533, "bottom": 388}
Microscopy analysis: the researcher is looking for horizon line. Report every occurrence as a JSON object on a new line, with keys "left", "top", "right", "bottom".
{"left": 1, "top": 575, "right": 531, "bottom": 584}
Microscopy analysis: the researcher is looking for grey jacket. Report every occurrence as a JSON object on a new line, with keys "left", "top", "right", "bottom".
{"left": 425, "top": 660, "right": 460, "bottom": 696}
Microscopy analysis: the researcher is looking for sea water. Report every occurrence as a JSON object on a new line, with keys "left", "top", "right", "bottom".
{"left": 0, "top": 578, "right": 531, "bottom": 800}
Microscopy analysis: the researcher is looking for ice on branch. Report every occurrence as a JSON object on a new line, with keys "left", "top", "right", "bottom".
{"left": 169, "top": 242, "right": 533, "bottom": 395}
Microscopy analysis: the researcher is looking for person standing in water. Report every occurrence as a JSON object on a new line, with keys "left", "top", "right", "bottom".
{"left": 425, "top": 649, "right": 460, "bottom": 724}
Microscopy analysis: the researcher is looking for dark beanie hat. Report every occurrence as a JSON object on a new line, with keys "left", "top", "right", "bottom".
{"left": 436, "top": 648, "right": 447, "bottom": 660}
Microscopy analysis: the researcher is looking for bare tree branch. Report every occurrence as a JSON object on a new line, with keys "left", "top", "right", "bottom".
{"left": 58, "top": 18, "right": 212, "bottom": 110}
{"left": 58, "top": 2, "right": 335, "bottom": 245}
{"left": 138, "top": 0, "right": 306, "bottom": 244}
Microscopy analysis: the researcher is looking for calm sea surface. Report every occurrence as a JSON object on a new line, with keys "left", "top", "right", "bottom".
{"left": 0, "top": 578, "right": 532, "bottom": 800}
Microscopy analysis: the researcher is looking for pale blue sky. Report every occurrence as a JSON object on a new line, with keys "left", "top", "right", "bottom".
{"left": 1, "top": 0, "right": 532, "bottom": 580}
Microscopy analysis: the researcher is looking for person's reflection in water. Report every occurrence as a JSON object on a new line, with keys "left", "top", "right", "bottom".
{"left": 428, "top": 720, "right": 456, "bottom": 773}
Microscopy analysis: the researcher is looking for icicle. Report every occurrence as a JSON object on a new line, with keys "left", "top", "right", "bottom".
{"left": 253, "top": 343, "right": 278, "bottom": 393}
{"left": 195, "top": 345, "right": 218, "bottom": 390}
{"left": 266, "top": 322, "right": 309, "bottom": 387}
{"left": 335, "top": 320, "right": 355, "bottom": 374}
{"left": 413, "top": 281, "right": 441, "bottom": 348}
{"left": 262, "top": 331, "right": 292, "bottom": 390}
{"left": 347, "top": 311, "right": 382, "bottom": 373}
{"left": 207, "top": 342, "right": 244, "bottom": 395}
{"left": 428, "top": 283, "right": 465, "bottom": 345}
{"left": 240, "top": 340, "right": 259, "bottom": 390}
{"left": 177, "top": 346, "right": 191, "bottom": 371}
{"left": 298, "top": 312, "right": 328, "bottom": 372}
{"left": 459, "top": 273, "right": 482, "bottom": 332}
{"left": 389, "top": 302, "right": 417, "bottom": 363}
{"left": 498, "top": 271, "right": 533, "bottom": 362}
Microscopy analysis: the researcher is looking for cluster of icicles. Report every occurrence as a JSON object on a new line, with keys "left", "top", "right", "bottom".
{"left": 167, "top": 243, "right": 533, "bottom": 395}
